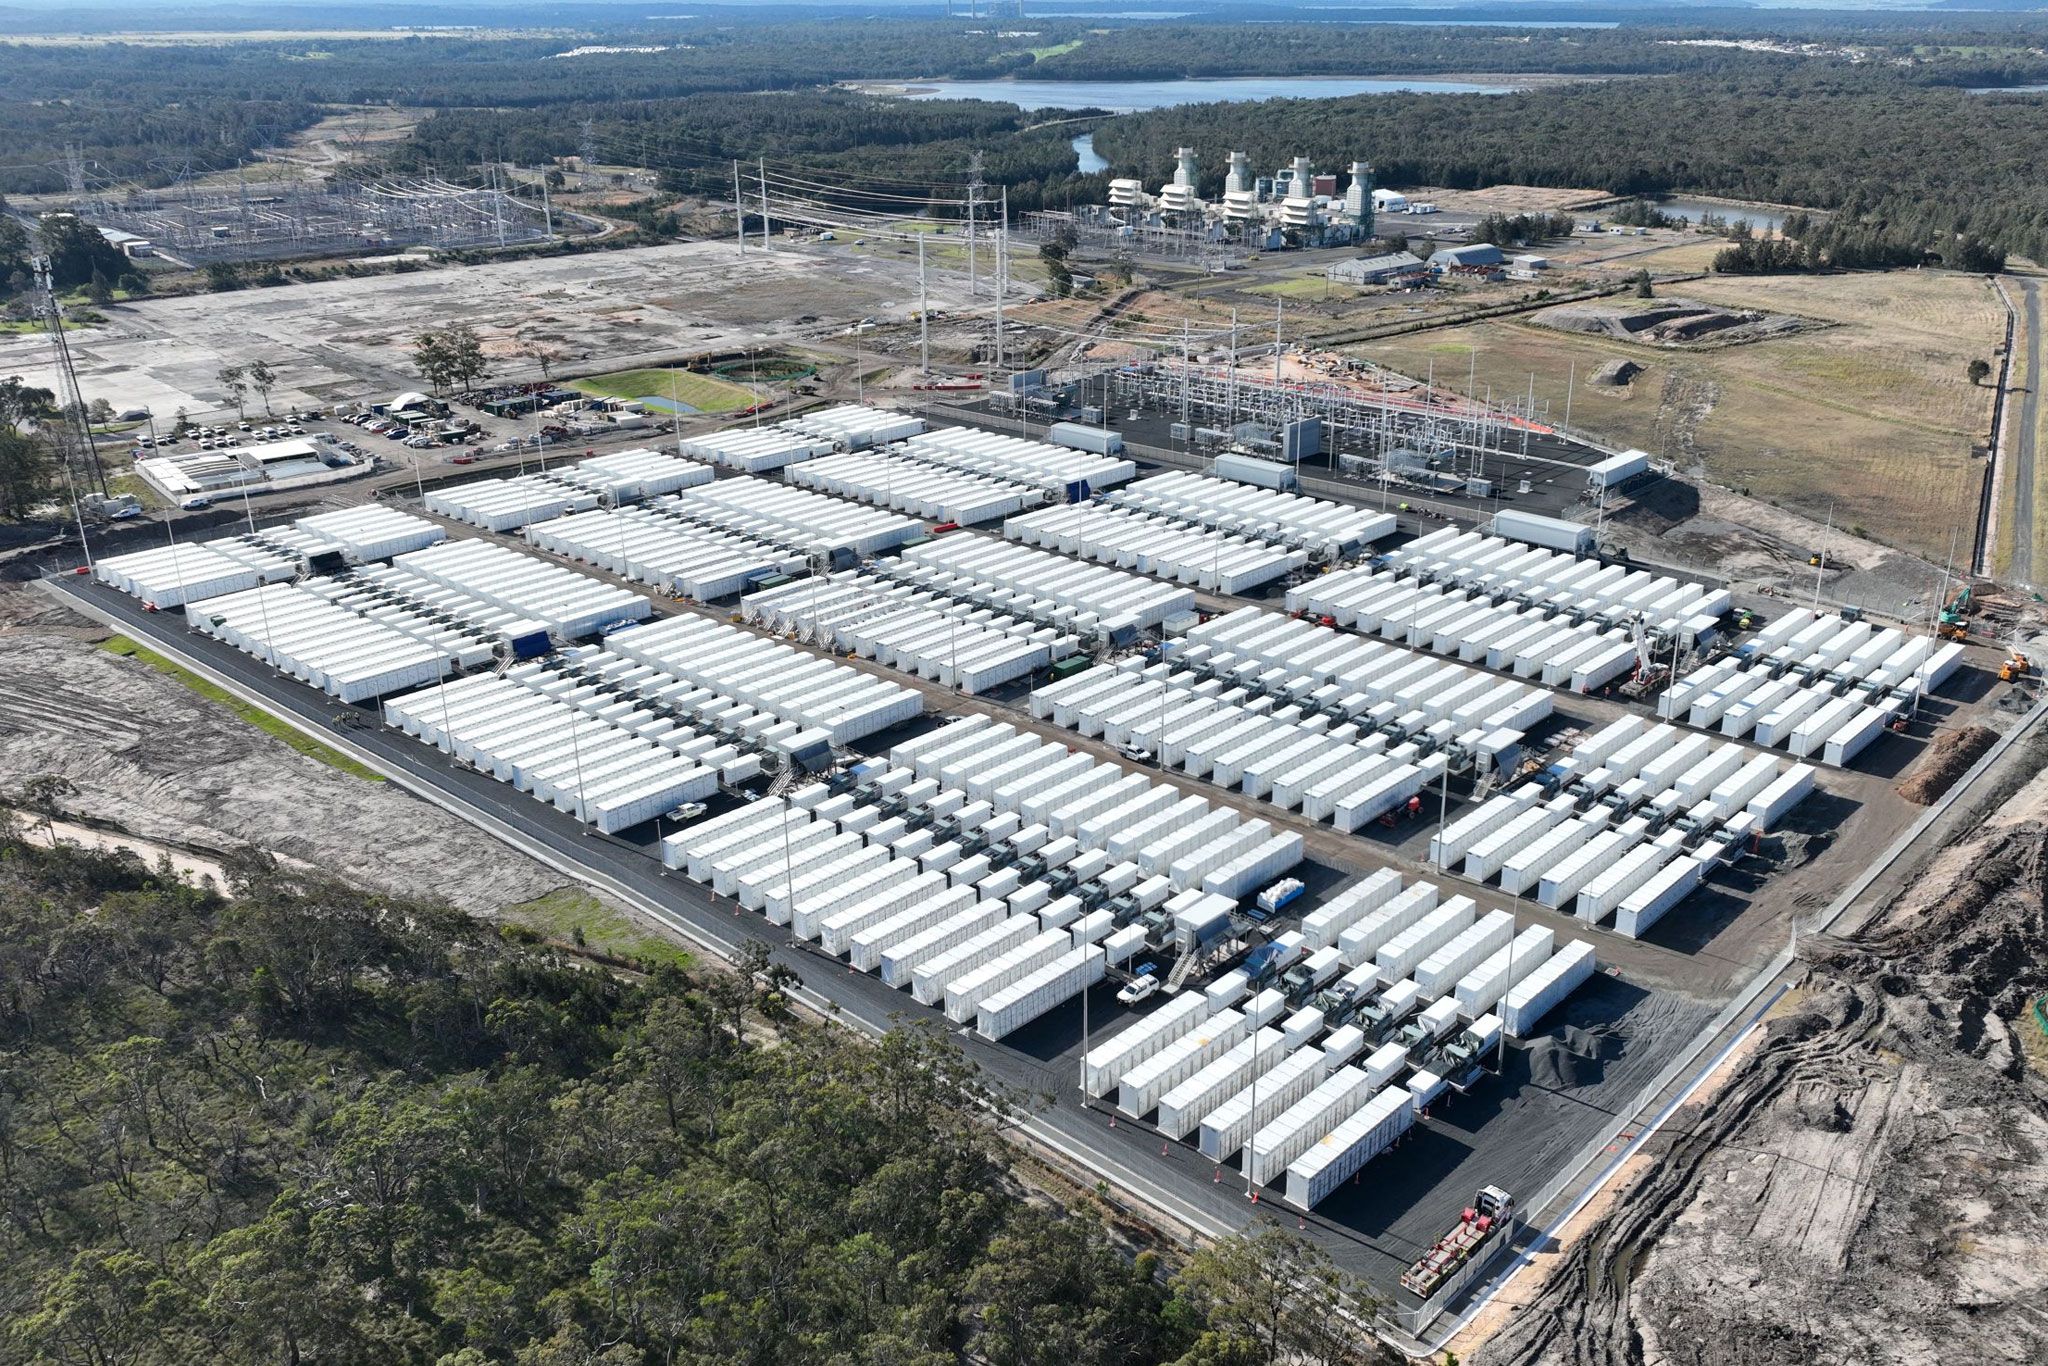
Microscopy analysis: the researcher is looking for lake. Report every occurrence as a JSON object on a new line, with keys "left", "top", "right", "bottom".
{"left": 1967, "top": 82, "right": 2048, "bottom": 95}
{"left": 1656, "top": 197, "right": 1795, "bottom": 234}
{"left": 894, "top": 74, "right": 1522, "bottom": 113}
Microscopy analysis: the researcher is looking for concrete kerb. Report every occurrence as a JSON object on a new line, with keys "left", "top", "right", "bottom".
{"left": 1417, "top": 687, "right": 2048, "bottom": 1354}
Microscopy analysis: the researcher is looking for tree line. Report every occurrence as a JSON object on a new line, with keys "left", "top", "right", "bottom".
{"left": 0, "top": 818, "right": 1396, "bottom": 1365}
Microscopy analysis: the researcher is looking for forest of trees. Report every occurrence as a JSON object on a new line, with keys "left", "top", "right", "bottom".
{"left": 399, "top": 91, "right": 1110, "bottom": 219}
{"left": 0, "top": 821, "right": 1390, "bottom": 1365}
{"left": 13, "top": 9, "right": 2048, "bottom": 202}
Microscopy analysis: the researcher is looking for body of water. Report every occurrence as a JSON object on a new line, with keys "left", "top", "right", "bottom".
{"left": 1073, "top": 133, "right": 1109, "bottom": 173}
{"left": 1967, "top": 82, "right": 2048, "bottom": 95}
{"left": 896, "top": 73, "right": 1520, "bottom": 113}
{"left": 1656, "top": 197, "right": 1794, "bottom": 234}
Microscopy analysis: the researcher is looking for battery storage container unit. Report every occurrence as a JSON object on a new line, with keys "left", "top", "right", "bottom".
{"left": 1154, "top": 1027, "right": 1289, "bottom": 1139}
{"left": 1244, "top": 1066, "right": 1374, "bottom": 1188}
{"left": 1197, "top": 1045, "right": 1329, "bottom": 1162}
{"left": 1082, "top": 993, "right": 1210, "bottom": 1097}
{"left": 1284, "top": 1085, "right": 1417, "bottom": 1209}
{"left": 976, "top": 946, "right": 1106, "bottom": 1041}
{"left": 1500, "top": 940, "right": 1598, "bottom": 1037}
{"left": 1117, "top": 1008, "right": 1250, "bottom": 1118}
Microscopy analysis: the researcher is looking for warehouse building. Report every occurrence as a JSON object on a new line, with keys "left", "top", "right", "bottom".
{"left": 1428, "top": 243, "right": 1506, "bottom": 273}
{"left": 1326, "top": 250, "right": 1428, "bottom": 287}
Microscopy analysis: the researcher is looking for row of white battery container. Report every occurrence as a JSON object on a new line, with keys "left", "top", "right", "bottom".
{"left": 391, "top": 538, "right": 649, "bottom": 640}
{"left": 657, "top": 475, "right": 921, "bottom": 557}
{"left": 1432, "top": 715, "right": 1815, "bottom": 937}
{"left": 525, "top": 503, "right": 808, "bottom": 602}
{"left": 658, "top": 762, "right": 1186, "bottom": 1040}
{"left": 777, "top": 403, "right": 930, "bottom": 452}
{"left": 678, "top": 423, "right": 835, "bottom": 473}
{"left": 1178, "top": 603, "right": 1551, "bottom": 747}
{"left": 381, "top": 655, "right": 758, "bottom": 833}
{"left": 1007, "top": 499, "right": 1311, "bottom": 596}
{"left": 742, "top": 571, "right": 1080, "bottom": 695}
{"left": 1084, "top": 865, "right": 1596, "bottom": 1207}
{"left": 96, "top": 506, "right": 448, "bottom": 608}
{"left": 1285, "top": 564, "right": 1718, "bottom": 698}
{"left": 1660, "top": 609, "right": 1964, "bottom": 767}
{"left": 187, "top": 580, "right": 454, "bottom": 704}
{"left": 788, "top": 448, "right": 1049, "bottom": 527}
{"left": 898, "top": 534, "right": 1196, "bottom": 631}
{"left": 425, "top": 449, "right": 714, "bottom": 533}
{"left": 1105, "top": 470, "right": 1397, "bottom": 557}
{"left": 897, "top": 424, "right": 1137, "bottom": 492}
{"left": 1031, "top": 658, "right": 1457, "bottom": 832}
{"left": 889, "top": 713, "right": 1305, "bottom": 904}
{"left": 600, "top": 612, "right": 923, "bottom": 744}
{"left": 1380, "top": 526, "right": 1731, "bottom": 641}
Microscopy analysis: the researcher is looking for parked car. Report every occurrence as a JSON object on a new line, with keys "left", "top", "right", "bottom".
{"left": 177, "top": 494, "right": 213, "bottom": 511}
{"left": 1116, "top": 971, "right": 1161, "bottom": 1006}
{"left": 450, "top": 454, "right": 478, "bottom": 465}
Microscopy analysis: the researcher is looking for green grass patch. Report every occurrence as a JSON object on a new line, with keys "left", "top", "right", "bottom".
{"left": 99, "top": 635, "right": 385, "bottom": 782}
{"left": 1028, "top": 39, "right": 1083, "bottom": 59}
{"left": 504, "top": 886, "right": 693, "bottom": 969}
{"left": 105, "top": 474, "right": 167, "bottom": 510}
{"left": 570, "top": 366, "right": 757, "bottom": 413}
{"left": 1247, "top": 273, "right": 1340, "bottom": 300}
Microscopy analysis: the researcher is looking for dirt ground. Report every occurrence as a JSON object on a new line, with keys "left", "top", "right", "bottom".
{"left": 0, "top": 584, "right": 576, "bottom": 915}
{"left": 1355, "top": 268, "right": 2002, "bottom": 567}
{"left": 1474, "top": 729, "right": 2048, "bottom": 1366}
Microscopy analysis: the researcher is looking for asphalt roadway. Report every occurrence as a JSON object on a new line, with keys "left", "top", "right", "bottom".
{"left": 51, "top": 569, "right": 1717, "bottom": 1321}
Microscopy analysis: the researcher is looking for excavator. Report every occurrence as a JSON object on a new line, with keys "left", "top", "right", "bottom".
{"left": 1938, "top": 584, "right": 1975, "bottom": 641}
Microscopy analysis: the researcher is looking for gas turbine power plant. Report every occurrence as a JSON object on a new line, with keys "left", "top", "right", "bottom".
{"left": 1022, "top": 148, "right": 1376, "bottom": 261}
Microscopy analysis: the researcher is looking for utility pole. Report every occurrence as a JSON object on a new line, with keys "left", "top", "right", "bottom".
{"left": 732, "top": 161, "right": 746, "bottom": 254}
{"left": 538, "top": 166, "right": 554, "bottom": 238}
{"left": 1272, "top": 298, "right": 1283, "bottom": 386}
{"left": 994, "top": 185, "right": 1007, "bottom": 374}
{"left": 1227, "top": 306, "right": 1238, "bottom": 435}
{"left": 966, "top": 150, "right": 984, "bottom": 300}
{"left": 918, "top": 234, "right": 931, "bottom": 375}
{"left": 1812, "top": 501, "right": 1833, "bottom": 610}
{"left": 758, "top": 156, "right": 771, "bottom": 251}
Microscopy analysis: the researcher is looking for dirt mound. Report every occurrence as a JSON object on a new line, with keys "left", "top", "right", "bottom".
{"left": 1525, "top": 1024, "right": 1624, "bottom": 1089}
{"left": 1896, "top": 724, "right": 1997, "bottom": 804}
{"left": 1590, "top": 358, "right": 1640, "bottom": 387}
{"left": 1534, "top": 296, "right": 1818, "bottom": 349}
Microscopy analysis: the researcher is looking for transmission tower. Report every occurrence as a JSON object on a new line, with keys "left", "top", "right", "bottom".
{"left": 966, "top": 150, "right": 985, "bottom": 300}
{"left": 64, "top": 144, "right": 85, "bottom": 197}
{"left": 31, "top": 254, "right": 108, "bottom": 500}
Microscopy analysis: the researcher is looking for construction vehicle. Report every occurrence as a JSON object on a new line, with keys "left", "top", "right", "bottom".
{"left": 2000, "top": 652, "right": 2030, "bottom": 683}
{"left": 1939, "top": 583, "right": 1974, "bottom": 629}
{"left": 1400, "top": 1186, "right": 1516, "bottom": 1301}
{"left": 1938, "top": 620, "right": 1970, "bottom": 642}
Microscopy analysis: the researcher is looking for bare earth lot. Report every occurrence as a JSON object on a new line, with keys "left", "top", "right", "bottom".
{"left": 1353, "top": 270, "right": 2002, "bottom": 565}
{"left": 0, "top": 240, "right": 978, "bottom": 423}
